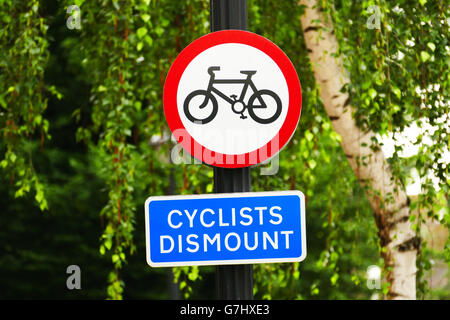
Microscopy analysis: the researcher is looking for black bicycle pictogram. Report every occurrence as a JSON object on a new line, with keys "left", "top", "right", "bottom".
{"left": 183, "top": 66, "right": 282, "bottom": 125}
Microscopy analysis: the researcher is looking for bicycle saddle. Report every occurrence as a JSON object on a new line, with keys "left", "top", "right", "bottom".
{"left": 208, "top": 66, "right": 220, "bottom": 75}
{"left": 240, "top": 70, "right": 257, "bottom": 76}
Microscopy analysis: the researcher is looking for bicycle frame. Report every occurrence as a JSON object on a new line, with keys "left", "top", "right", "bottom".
{"left": 206, "top": 73, "right": 264, "bottom": 107}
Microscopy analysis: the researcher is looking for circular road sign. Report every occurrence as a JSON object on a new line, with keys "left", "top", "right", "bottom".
{"left": 163, "top": 30, "right": 302, "bottom": 168}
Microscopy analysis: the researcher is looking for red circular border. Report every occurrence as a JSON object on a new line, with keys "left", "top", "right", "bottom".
{"left": 163, "top": 30, "right": 302, "bottom": 168}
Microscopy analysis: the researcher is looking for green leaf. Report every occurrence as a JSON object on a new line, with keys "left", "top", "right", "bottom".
{"left": 15, "top": 188, "right": 24, "bottom": 198}
{"left": 40, "top": 198, "right": 48, "bottom": 210}
{"left": 144, "top": 35, "right": 153, "bottom": 46}
{"left": 311, "top": 285, "right": 319, "bottom": 295}
{"left": 161, "top": 18, "right": 170, "bottom": 27}
{"left": 0, "top": 95, "right": 7, "bottom": 108}
{"left": 112, "top": 254, "right": 120, "bottom": 263}
{"left": 426, "top": 42, "right": 436, "bottom": 52}
{"left": 330, "top": 273, "right": 339, "bottom": 285}
{"left": 9, "top": 152, "right": 17, "bottom": 163}
{"left": 368, "top": 88, "right": 377, "bottom": 99}
{"left": 391, "top": 104, "right": 401, "bottom": 113}
{"left": 188, "top": 268, "right": 199, "bottom": 281}
{"left": 112, "top": 1, "right": 120, "bottom": 11}
{"left": 104, "top": 238, "right": 112, "bottom": 250}
{"left": 392, "top": 87, "right": 401, "bottom": 99}
{"left": 35, "top": 189, "right": 44, "bottom": 203}
{"left": 304, "top": 130, "right": 313, "bottom": 141}
{"left": 98, "top": 85, "right": 107, "bottom": 92}
{"left": 154, "top": 26, "right": 164, "bottom": 36}
{"left": 308, "top": 159, "right": 317, "bottom": 169}
{"left": 137, "top": 27, "right": 147, "bottom": 38}
{"left": 34, "top": 114, "right": 42, "bottom": 125}
{"left": 420, "top": 51, "right": 430, "bottom": 62}
{"left": 141, "top": 14, "right": 150, "bottom": 23}
{"left": 134, "top": 101, "right": 142, "bottom": 111}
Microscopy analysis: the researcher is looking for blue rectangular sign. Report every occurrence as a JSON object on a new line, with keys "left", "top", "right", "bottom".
{"left": 145, "top": 191, "right": 306, "bottom": 267}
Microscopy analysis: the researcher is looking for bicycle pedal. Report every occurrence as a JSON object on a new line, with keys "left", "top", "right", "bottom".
{"left": 240, "top": 115, "right": 247, "bottom": 119}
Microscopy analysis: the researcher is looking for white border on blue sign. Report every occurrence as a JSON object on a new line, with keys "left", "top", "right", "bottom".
{"left": 145, "top": 190, "right": 306, "bottom": 268}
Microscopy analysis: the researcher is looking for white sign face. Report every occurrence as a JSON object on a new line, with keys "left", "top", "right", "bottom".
{"left": 176, "top": 43, "right": 289, "bottom": 155}
{"left": 164, "top": 30, "right": 302, "bottom": 168}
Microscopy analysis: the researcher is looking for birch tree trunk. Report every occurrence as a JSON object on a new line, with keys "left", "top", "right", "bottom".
{"left": 299, "top": 0, "right": 419, "bottom": 299}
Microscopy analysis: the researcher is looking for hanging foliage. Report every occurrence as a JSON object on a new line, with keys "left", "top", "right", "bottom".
{"left": 0, "top": 0, "right": 54, "bottom": 211}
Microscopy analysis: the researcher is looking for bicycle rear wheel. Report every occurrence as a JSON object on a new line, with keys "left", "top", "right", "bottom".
{"left": 247, "top": 90, "right": 282, "bottom": 124}
{"left": 183, "top": 90, "right": 218, "bottom": 124}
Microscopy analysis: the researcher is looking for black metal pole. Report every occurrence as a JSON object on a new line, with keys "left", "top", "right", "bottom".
{"left": 210, "top": 0, "right": 253, "bottom": 300}
{"left": 210, "top": 0, "right": 247, "bottom": 31}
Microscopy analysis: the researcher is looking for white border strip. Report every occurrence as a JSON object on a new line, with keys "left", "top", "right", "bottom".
{"left": 145, "top": 190, "right": 306, "bottom": 268}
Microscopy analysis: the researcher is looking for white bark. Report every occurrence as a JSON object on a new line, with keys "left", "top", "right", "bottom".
{"left": 299, "top": 0, "right": 418, "bottom": 299}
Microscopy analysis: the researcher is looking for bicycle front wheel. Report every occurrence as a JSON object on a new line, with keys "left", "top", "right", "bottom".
{"left": 247, "top": 90, "right": 282, "bottom": 124}
{"left": 183, "top": 90, "right": 218, "bottom": 125}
